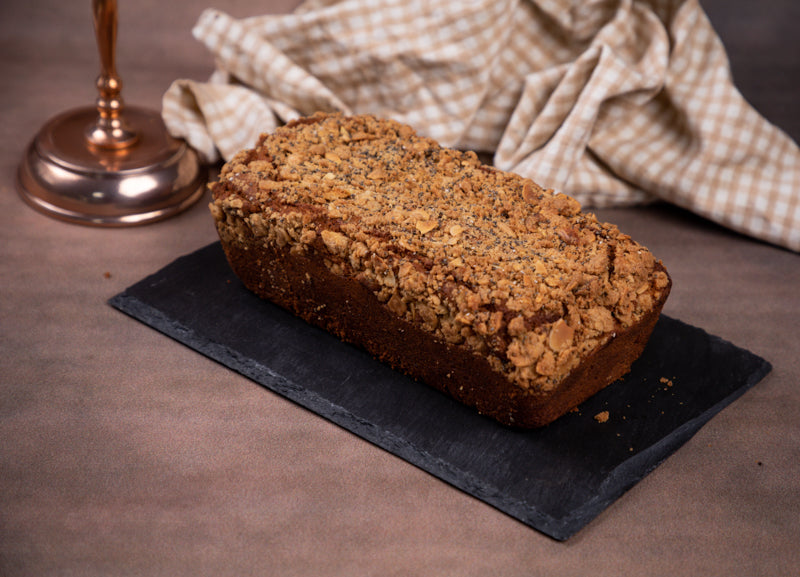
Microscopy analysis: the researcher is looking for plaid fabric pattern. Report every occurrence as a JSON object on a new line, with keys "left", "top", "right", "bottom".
{"left": 162, "top": 0, "right": 800, "bottom": 252}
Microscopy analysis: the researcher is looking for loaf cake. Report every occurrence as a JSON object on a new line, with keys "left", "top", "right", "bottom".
{"left": 209, "top": 112, "right": 671, "bottom": 428}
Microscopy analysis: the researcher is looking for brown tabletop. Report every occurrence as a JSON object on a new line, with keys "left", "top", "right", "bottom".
{"left": 2, "top": 0, "right": 798, "bottom": 575}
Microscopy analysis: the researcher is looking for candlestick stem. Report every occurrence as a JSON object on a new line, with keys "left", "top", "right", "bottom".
{"left": 85, "top": 0, "right": 138, "bottom": 149}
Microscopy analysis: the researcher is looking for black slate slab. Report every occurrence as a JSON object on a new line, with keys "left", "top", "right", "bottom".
{"left": 109, "top": 242, "right": 772, "bottom": 540}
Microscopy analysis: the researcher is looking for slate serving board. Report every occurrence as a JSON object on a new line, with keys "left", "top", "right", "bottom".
{"left": 109, "top": 242, "right": 771, "bottom": 540}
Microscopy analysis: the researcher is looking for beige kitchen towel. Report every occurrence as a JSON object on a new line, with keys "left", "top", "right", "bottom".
{"left": 162, "top": 0, "right": 800, "bottom": 252}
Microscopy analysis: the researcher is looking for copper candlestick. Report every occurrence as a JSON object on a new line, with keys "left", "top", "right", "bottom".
{"left": 17, "top": 0, "right": 206, "bottom": 226}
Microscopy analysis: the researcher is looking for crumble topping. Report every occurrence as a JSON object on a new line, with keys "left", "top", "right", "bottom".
{"left": 210, "top": 112, "right": 668, "bottom": 395}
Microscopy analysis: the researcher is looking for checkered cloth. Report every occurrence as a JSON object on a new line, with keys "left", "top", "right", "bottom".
{"left": 162, "top": 0, "right": 800, "bottom": 252}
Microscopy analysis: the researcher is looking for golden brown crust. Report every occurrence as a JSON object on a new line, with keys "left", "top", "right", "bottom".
{"left": 209, "top": 112, "right": 671, "bottom": 428}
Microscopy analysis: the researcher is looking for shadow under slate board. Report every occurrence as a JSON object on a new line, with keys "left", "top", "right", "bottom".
{"left": 109, "top": 242, "right": 771, "bottom": 541}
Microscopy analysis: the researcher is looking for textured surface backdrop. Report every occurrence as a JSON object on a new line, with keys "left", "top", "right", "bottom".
{"left": 1, "top": 1, "right": 798, "bottom": 575}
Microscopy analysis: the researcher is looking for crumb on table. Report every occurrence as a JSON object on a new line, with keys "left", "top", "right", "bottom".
{"left": 594, "top": 410, "right": 609, "bottom": 423}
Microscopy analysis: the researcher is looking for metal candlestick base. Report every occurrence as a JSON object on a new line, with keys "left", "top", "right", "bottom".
{"left": 16, "top": 0, "right": 206, "bottom": 227}
{"left": 18, "top": 107, "right": 206, "bottom": 226}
